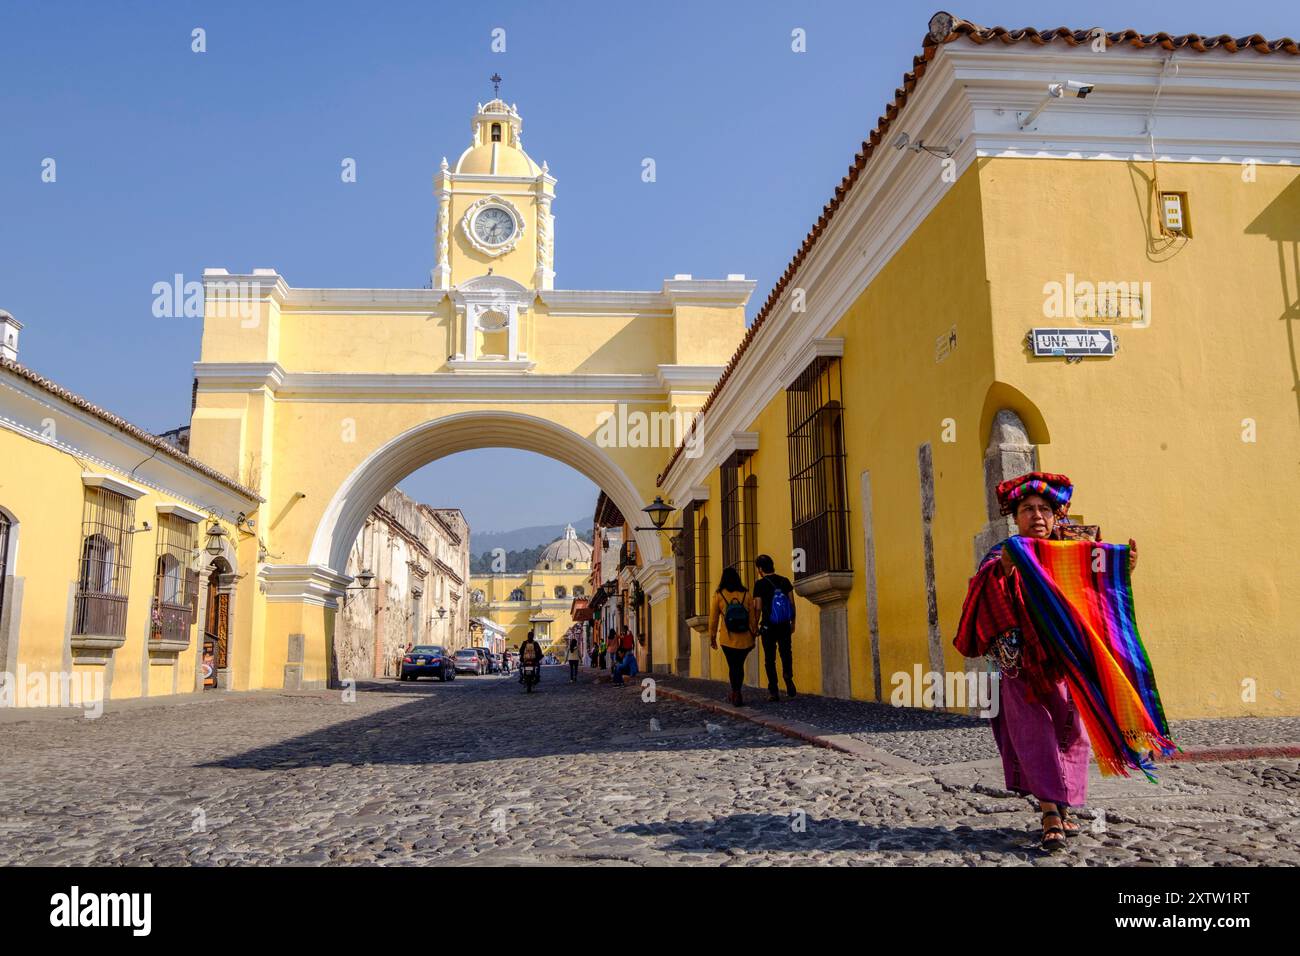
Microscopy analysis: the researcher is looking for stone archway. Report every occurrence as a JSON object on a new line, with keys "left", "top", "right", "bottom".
{"left": 308, "top": 410, "right": 662, "bottom": 576}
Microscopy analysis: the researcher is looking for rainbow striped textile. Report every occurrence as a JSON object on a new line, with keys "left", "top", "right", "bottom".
{"left": 1003, "top": 536, "right": 1178, "bottom": 779}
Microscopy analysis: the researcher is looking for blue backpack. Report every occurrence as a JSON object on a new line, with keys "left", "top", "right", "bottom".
{"left": 768, "top": 587, "right": 794, "bottom": 627}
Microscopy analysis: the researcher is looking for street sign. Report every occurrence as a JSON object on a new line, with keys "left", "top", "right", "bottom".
{"left": 1029, "top": 328, "right": 1116, "bottom": 357}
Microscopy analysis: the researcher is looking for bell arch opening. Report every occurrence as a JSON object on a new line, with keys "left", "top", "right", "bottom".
{"left": 308, "top": 410, "right": 662, "bottom": 577}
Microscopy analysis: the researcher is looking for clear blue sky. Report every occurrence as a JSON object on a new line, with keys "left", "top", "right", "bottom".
{"left": 1, "top": 1, "right": 1290, "bottom": 531}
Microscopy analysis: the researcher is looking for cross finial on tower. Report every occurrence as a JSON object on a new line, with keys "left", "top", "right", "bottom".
{"left": 490, "top": 72, "right": 502, "bottom": 97}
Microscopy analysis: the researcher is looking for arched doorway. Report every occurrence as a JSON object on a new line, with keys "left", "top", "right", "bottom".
{"left": 200, "top": 556, "right": 236, "bottom": 689}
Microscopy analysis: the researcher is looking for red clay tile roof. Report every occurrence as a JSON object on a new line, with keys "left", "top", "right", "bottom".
{"left": 656, "top": 12, "right": 1298, "bottom": 487}
{"left": 1, "top": 356, "right": 263, "bottom": 501}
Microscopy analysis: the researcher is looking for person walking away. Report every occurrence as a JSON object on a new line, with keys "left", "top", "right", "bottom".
{"left": 708, "top": 566, "right": 757, "bottom": 707}
{"left": 752, "top": 554, "right": 797, "bottom": 702}
{"left": 567, "top": 636, "right": 580, "bottom": 682}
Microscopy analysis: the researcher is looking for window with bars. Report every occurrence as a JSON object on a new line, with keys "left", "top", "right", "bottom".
{"left": 73, "top": 486, "right": 135, "bottom": 637}
{"left": 694, "top": 509, "right": 711, "bottom": 617}
{"left": 786, "top": 356, "right": 851, "bottom": 580}
{"left": 721, "top": 453, "right": 759, "bottom": 587}
{"left": 743, "top": 473, "right": 759, "bottom": 580}
{"left": 0, "top": 510, "right": 11, "bottom": 629}
{"left": 152, "top": 513, "right": 197, "bottom": 644}
{"left": 679, "top": 501, "right": 696, "bottom": 620}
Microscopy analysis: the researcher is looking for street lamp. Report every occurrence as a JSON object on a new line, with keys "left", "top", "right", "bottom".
{"left": 341, "top": 568, "right": 376, "bottom": 607}
{"left": 636, "top": 496, "right": 681, "bottom": 532}
{"left": 204, "top": 521, "right": 228, "bottom": 557}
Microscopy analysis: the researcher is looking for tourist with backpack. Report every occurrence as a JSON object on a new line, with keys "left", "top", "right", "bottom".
{"left": 707, "top": 566, "right": 757, "bottom": 707}
{"left": 752, "top": 554, "right": 797, "bottom": 702}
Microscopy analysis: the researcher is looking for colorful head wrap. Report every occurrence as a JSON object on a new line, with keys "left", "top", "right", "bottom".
{"left": 997, "top": 471, "right": 1073, "bottom": 516}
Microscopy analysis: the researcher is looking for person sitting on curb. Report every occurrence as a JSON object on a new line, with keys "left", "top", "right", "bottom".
{"left": 611, "top": 647, "right": 639, "bottom": 685}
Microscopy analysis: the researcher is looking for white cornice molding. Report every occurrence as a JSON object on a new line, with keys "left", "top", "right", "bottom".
{"left": 656, "top": 364, "right": 725, "bottom": 393}
{"left": 194, "top": 367, "right": 676, "bottom": 402}
{"left": 539, "top": 289, "right": 670, "bottom": 314}
{"left": 155, "top": 502, "right": 207, "bottom": 523}
{"left": 686, "top": 485, "right": 710, "bottom": 503}
{"left": 259, "top": 564, "right": 351, "bottom": 608}
{"left": 635, "top": 558, "right": 674, "bottom": 604}
{"left": 448, "top": 173, "right": 549, "bottom": 186}
{"left": 446, "top": 359, "right": 538, "bottom": 374}
{"left": 193, "top": 362, "right": 285, "bottom": 393}
{"left": 82, "top": 473, "right": 148, "bottom": 500}
{"left": 202, "top": 270, "right": 290, "bottom": 305}
{"left": 662, "top": 277, "right": 757, "bottom": 307}
{"left": 780, "top": 338, "right": 844, "bottom": 388}
{"left": 717, "top": 431, "right": 759, "bottom": 469}
{"left": 950, "top": 44, "right": 1300, "bottom": 164}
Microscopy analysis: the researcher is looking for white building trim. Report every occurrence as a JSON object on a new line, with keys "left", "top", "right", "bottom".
{"left": 661, "top": 41, "right": 1300, "bottom": 502}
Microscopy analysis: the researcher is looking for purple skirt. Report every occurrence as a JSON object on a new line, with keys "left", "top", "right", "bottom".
{"left": 990, "top": 670, "right": 1090, "bottom": 807}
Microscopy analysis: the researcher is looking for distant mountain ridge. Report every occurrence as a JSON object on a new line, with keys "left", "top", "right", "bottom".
{"left": 469, "top": 517, "right": 594, "bottom": 559}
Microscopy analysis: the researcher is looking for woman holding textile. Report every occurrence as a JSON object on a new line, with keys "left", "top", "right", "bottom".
{"left": 955, "top": 472, "right": 1169, "bottom": 852}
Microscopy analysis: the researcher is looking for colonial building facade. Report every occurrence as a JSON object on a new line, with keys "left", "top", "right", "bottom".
{"left": 334, "top": 490, "right": 470, "bottom": 680}
{"left": 0, "top": 348, "right": 257, "bottom": 705}
{"left": 648, "top": 15, "right": 1300, "bottom": 717}
{"left": 470, "top": 524, "right": 592, "bottom": 655}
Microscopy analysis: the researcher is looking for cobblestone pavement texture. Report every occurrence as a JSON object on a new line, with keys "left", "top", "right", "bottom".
{"left": 0, "top": 665, "right": 1296, "bottom": 866}
{"left": 662, "top": 674, "right": 1300, "bottom": 766}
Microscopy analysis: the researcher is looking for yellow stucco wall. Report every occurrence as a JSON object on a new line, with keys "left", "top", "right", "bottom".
{"left": 0, "top": 427, "right": 253, "bottom": 703}
{"left": 978, "top": 157, "right": 1300, "bottom": 717}
{"left": 676, "top": 158, "right": 1300, "bottom": 718}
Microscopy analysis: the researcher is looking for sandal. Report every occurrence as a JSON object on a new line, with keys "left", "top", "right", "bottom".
{"left": 1040, "top": 811, "right": 1067, "bottom": 852}
{"left": 1059, "top": 808, "right": 1081, "bottom": 837}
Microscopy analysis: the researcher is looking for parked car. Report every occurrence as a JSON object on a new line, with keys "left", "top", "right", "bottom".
{"left": 454, "top": 648, "right": 485, "bottom": 675}
{"left": 399, "top": 645, "right": 456, "bottom": 682}
{"left": 469, "top": 646, "right": 497, "bottom": 673}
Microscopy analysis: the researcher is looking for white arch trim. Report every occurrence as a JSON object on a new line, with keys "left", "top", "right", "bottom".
{"left": 308, "top": 410, "right": 663, "bottom": 577}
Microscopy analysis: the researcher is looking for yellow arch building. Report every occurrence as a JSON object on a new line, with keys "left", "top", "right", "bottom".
{"left": 186, "top": 96, "right": 752, "bottom": 692}
{"left": 5, "top": 15, "right": 1297, "bottom": 718}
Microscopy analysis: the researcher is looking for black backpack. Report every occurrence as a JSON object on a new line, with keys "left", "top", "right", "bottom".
{"left": 723, "top": 596, "right": 750, "bottom": 633}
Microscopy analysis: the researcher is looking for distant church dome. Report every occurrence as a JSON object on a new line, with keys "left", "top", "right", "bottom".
{"left": 538, "top": 524, "right": 592, "bottom": 569}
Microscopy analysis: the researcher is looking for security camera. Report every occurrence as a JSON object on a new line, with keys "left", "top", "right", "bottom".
{"left": 1050, "top": 80, "right": 1095, "bottom": 99}
{"left": 1020, "top": 80, "right": 1097, "bottom": 128}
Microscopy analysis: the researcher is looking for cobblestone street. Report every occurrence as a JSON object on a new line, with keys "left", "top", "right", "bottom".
{"left": 1, "top": 666, "right": 1296, "bottom": 866}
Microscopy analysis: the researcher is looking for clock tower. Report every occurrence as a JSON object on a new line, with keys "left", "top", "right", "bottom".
{"left": 432, "top": 95, "right": 556, "bottom": 292}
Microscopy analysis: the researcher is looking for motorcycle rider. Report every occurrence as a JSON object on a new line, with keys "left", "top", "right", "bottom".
{"left": 518, "top": 630, "right": 543, "bottom": 685}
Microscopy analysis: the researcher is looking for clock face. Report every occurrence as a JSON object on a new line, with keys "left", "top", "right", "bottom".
{"left": 473, "top": 207, "right": 516, "bottom": 246}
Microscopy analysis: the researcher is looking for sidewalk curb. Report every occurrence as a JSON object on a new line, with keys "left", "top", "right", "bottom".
{"left": 656, "top": 684, "right": 1300, "bottom": 771}
{"left": 656, "top": 685, "right": 929, "bottom": 773}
